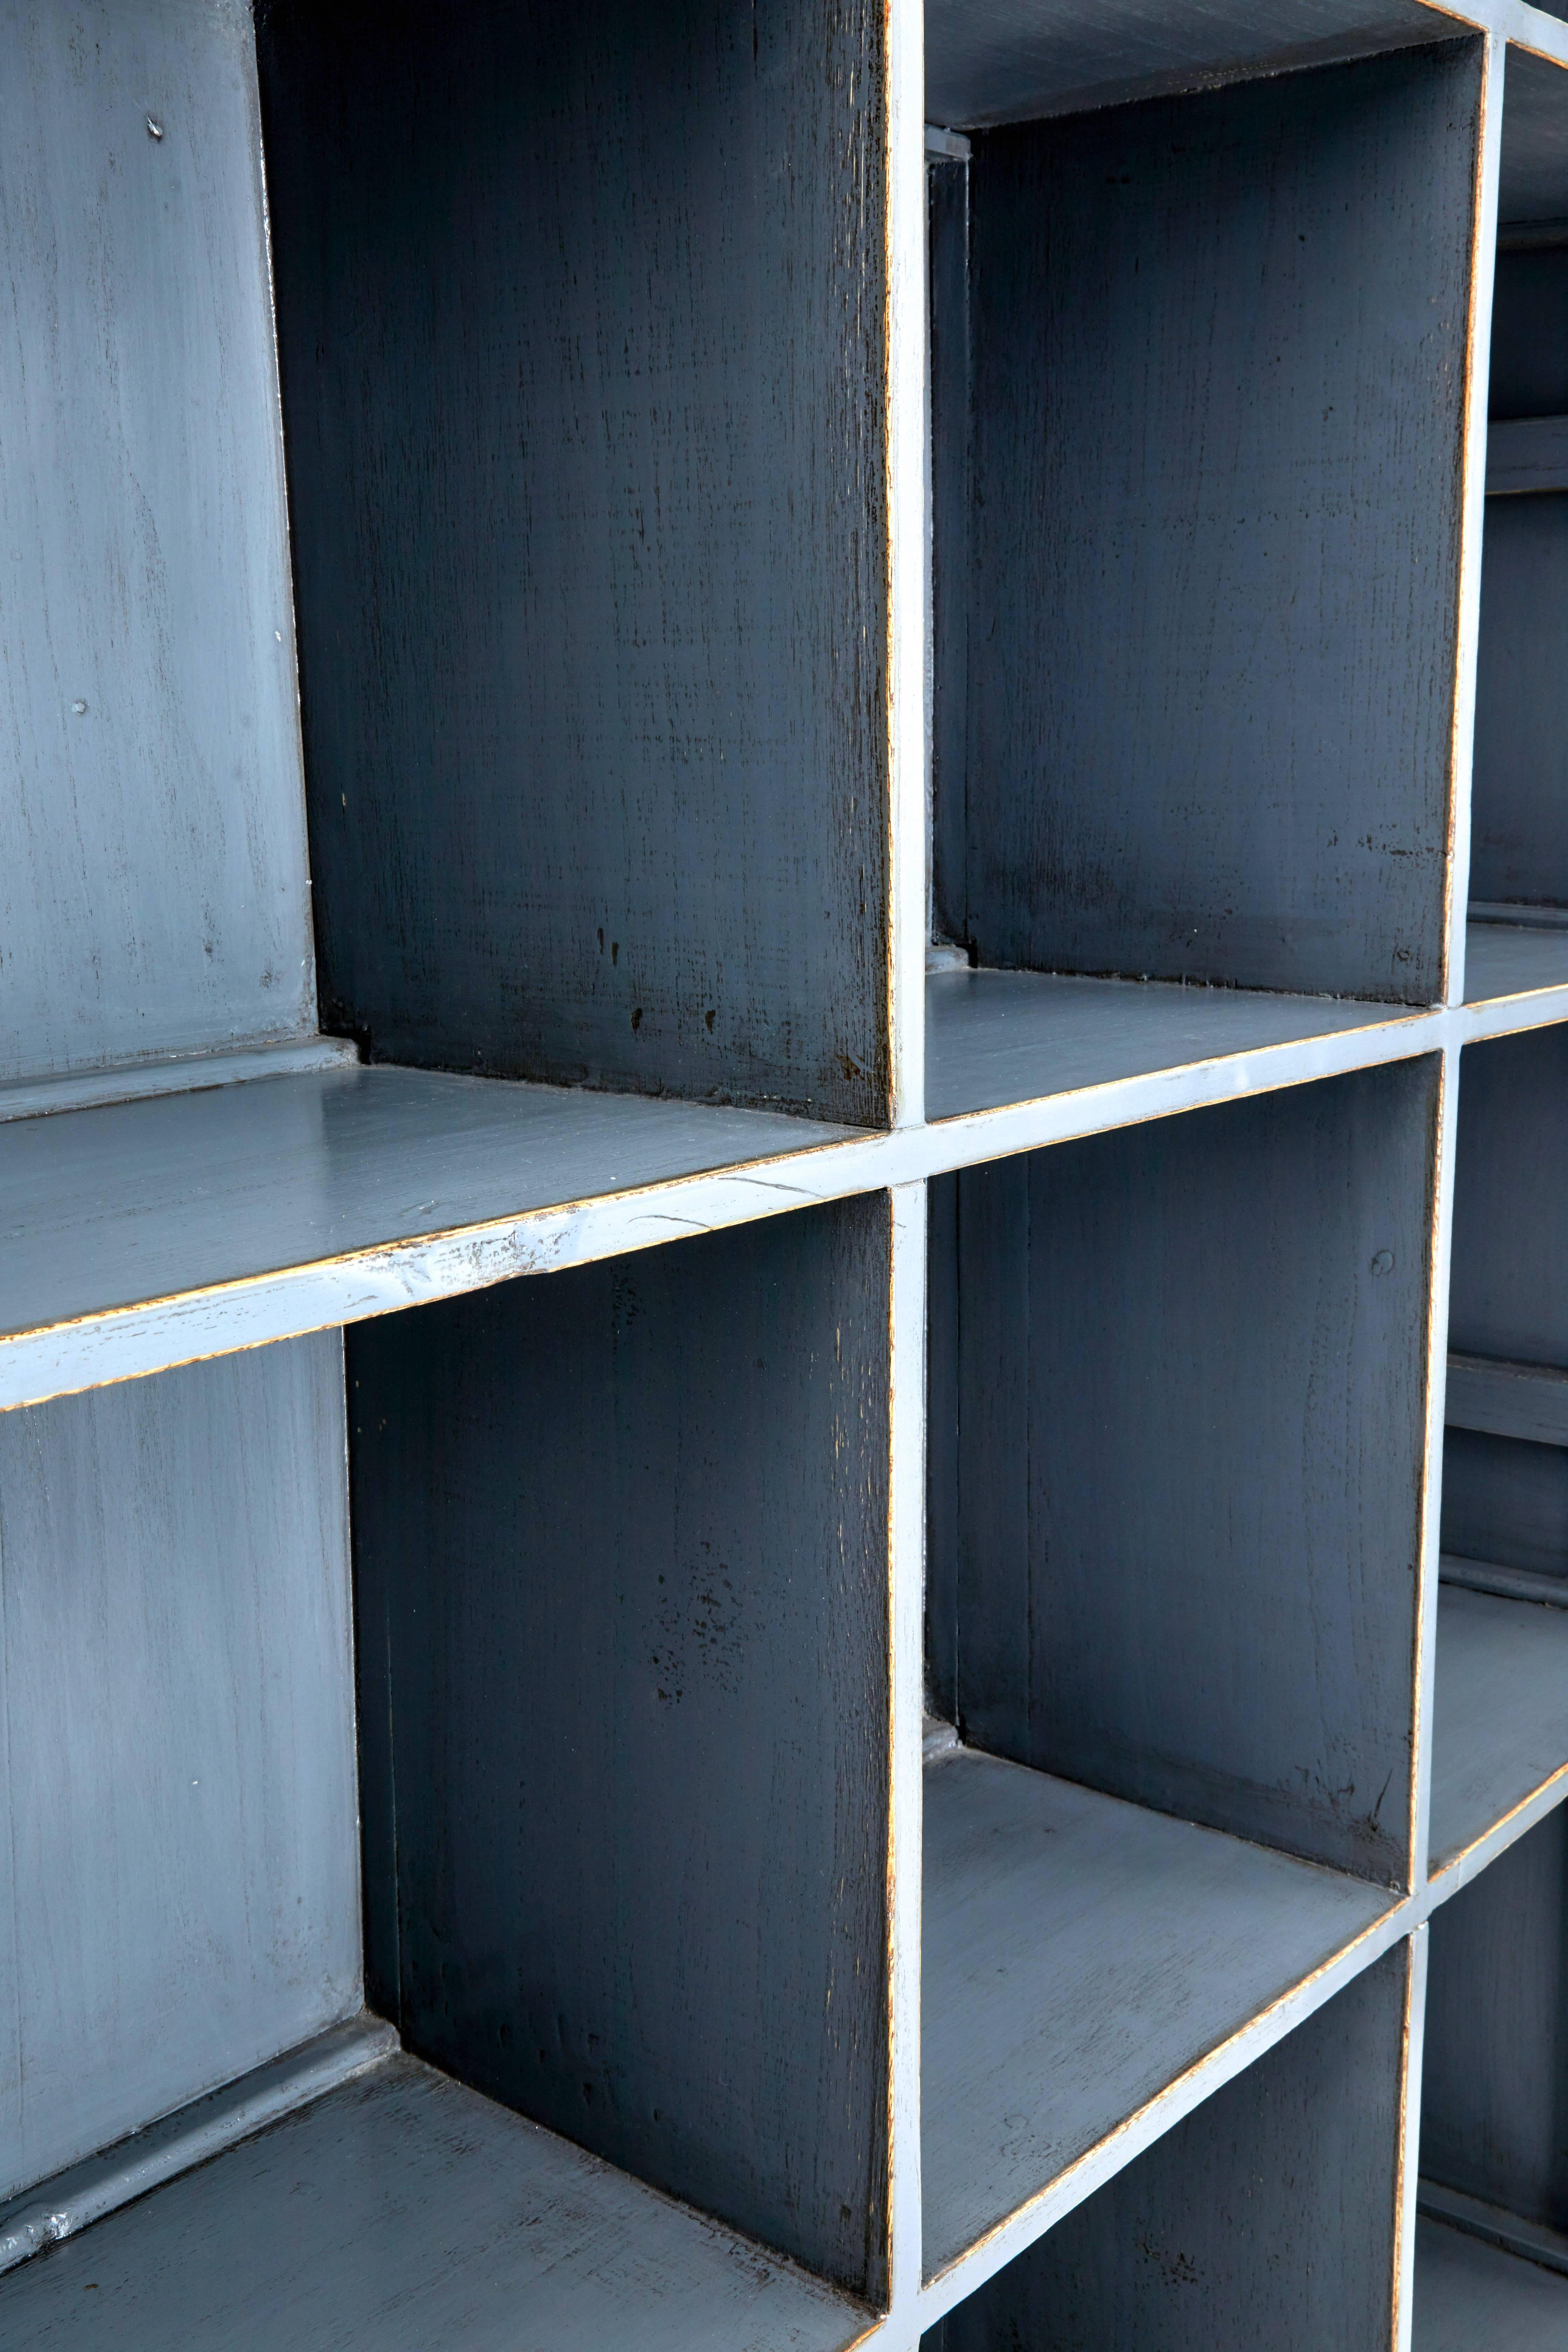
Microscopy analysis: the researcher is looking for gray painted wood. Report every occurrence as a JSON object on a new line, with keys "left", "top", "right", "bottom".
{"left": 0, "top": 0, "right": 315, "bottom": 1085}
{"left": 1489, "top": 248, "right": 1568, "bottom": 422}
{"left": 925, "top": 966, "right": 1396, "bottom": 1123}
{"left": 1451, "top": 1026, "right": 1568, "bottom": 1367}
{"left": 255, "top": 0, "right": 889, "bottom": 1126}
{"left": 1442, "top": 1429, "right": 1568, "bottom": 1580}
{"left": 1440, "top": 1554, "right": 1568, "bottom": 1609}
{"left": 925, "top": 1176, "right": 960, "bottom": 1724}
{"left": 1498, "top": 45, "right": 1568, "bottom": 231}
{"left": 1419, "top": 2180, "right": 1568, "bottom": 2279}
{"left": 1413, "top": 2219, "right": 1568, "bottom": 2352}
{"left": 920, "top": 1748, "right": 1394, "bottom": 2278}
{"left": 954, "top": 43, "right": 1475, "bottom": 1002}
{"left": 1446, "top": 1354, "right": 1568, "bottom": 1447}
{"left": 0, "top": 2053, "right": 866, "bottom": 2351}
{"left": 1428, "top": 1583, "right": 1568, "bottom": 1873}
{"left": 928, "top": 154, "right": 970, "bottom": 955}
{"left": 1424, "top": 1805, "right": 1568, "bottom": 2230}
{"left": 924, "top": 0, "right": 1445, "bottom": 130}
{"left": 1472, "top": 494, "right": 1568, "bottom": 906}
{"left": 0, "top": 1065, "right": 849, "bottom": 1346}
{"left": 1486, "top": 415, "right": 1568, "bottom": 494}
{"left": 0, "top": 1338, "right": 359, "bottom": 2203}
{"left": 1463, "top": 919, "right": 1568, "bottom": 1004}
{"left": 348, "top": 1201, "right": 891, "bottom": 2299}
{"left": 931, "top": 1061, "right": 1436, "bottom": 1881}
{"left": 932, "top": 1947, "right": 1406, "bottom": 2351}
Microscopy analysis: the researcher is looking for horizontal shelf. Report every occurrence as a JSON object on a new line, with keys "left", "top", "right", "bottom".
{"left": 1485, "top": 413, "right": 1568, "bottom": 496}
{"left": 1442, "top": 1555, "right": 1568, "bottom": 1609}
{"left": 0, "top": 1065, "right": 854, "bottom": 1410}
{"left": 0, "top": 2048, "right": 868, "bottom": 2351}
{"left": 1419, "top": 2182, "right": 1568, "bottom": 2283}
{"left": 1445, "top": 1353, "right": 1568, "bottom": 1445}
{"left": 925, "top": 965, "right": 1419, "bottom": 1124}
{"left": 1415, "top": 2214, "right": 1568, "bottom": 2352}
{"left": 919, "top": 1748, "right": 1396, "bottom": 2289}
{"left": 1462, "top": 918, "right": 1568, "bottom": 1011}
{"left": 1428, "top": 1584, "right": 1568, "bottom": 1881}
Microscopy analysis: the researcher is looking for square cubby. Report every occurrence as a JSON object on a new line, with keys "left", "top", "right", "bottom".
{"left": 0, "top": 1198, "right": 894, "bottom": 2347}
{"left": 1415, "top": 1808, "right": 1568, "bottom": 2347}
{"left": 926, "top": 33, "right": 1479, "bottom": 1006}
{"left": 924, "top": 1941, "right": 1415, "bottom": 2350}
{"left": 922, "top": 1057, "right": 1437, "bottom": 2279}
{"left": 1430, "top": 1026, "right": 1568, "bottom": 1879}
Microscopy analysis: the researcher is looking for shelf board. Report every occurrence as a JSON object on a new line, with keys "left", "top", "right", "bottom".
{"left": 1445, "top": 1353, "right": 1568, "bottom": 1446}
{"left": 1414, "top": 2215, "right": 1568, "bottom": 2352}
{"left": 925, "top": 966, "right": 1410, "bottom": 1126}
{"left": 1463, "top": 919, "right": 1568, "bottom": 1014}
{"left": 0, "top": 2051, "right": 869, "bottom": 2351}
{"left": 1485, "top": 413, "right": 1568, "bottom": 497}
{"left": 1428, "top": 1584, "right": 1568, "bottom": 1882}
{"left": 0, "top": 1065, "right": 855, "bottom": 1410}
{"left": 920, "top": 1748, "right": 1395, "bottom": 2285}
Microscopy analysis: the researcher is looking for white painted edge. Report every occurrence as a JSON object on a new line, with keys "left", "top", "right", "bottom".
{"left": 0, "top": 2013, "right": 398, "bottom": 2276}
{"left": 886, "top": 0, "right": 926, "bottom": 1132}
{"left": 0, "top": 1034, "right": 359, "bottom": 1125}
{"left": 886, "top": 1182, "right": 928, "bottom": 2322}
{"left": 1412, "top": 1044, "right": 1461, "bottom": 1890}
{"left": 1394, "top": 1928, "right": 1429, "bottom": 2352}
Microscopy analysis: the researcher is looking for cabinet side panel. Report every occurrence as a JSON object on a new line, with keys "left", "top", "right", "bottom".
{"left": 257, "top": 0, "right": 890, "bottom": 1124}
{"left": 963, "top": 41, "right": 1477, "bottom": 1000}
{"left": 0, "top": 0, "right": 316, "bottom": 1083}
{"left": 1450, "top": 1027, "right": 1568, "bottom": 1370}
{"left": 1423, "top": 1806, "right": 1568, "bottom": 2232}
{"left": 346, "top": 1201, "right": 892, "bottom": 2298}
{"left": 0, "top": 1336, "right": 359, "bottom": 2201}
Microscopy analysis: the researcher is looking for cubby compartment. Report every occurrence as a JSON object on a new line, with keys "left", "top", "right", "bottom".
{"left": 1414, "top": 1809, "right": 1568, "bottom": 2347}
{"left": 1430, "top": 1026, "right": 1568, "bottom": 1877}
{"left": 923, "top": 26, "right": 1479, "bottom": 1132}
{"left": 0, "top": 1199, "right": 894, "bottom": 2346}
{"left": 923, "top": 1941, "right": 1414, "bottom": 2349}
{"left": 1470, "top": 46, "right": 1568, "bottom": 927}
{"left": 921, "top": 1059, "right": 1436, "bottom": 2277}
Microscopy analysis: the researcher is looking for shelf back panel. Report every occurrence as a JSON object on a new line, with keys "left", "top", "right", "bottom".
{"left": 1472, "top": 495, "right": 1568, "bottom": 907}
{"left": 257, "top": 0, "right": 890, "bottom": 1125}
{"left": 0, "top": 0, "right": 317, "bottom": 1086}
{"left": 944, "top": 40, "right": 1477, "bottom": 1001}
{"left": 1451, "top": 1027, "right": 1568, "bottom": 1370}
{"left": 347, "top": 1199, "right": 892, "bottom": 2300}
{"left": 0, "top": 1337, "right": 359, "bottom": 2204}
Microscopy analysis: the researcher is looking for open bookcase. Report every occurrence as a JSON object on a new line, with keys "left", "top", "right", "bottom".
{"left": 4, "top": 1, "right": 1568, "bottom": 2346}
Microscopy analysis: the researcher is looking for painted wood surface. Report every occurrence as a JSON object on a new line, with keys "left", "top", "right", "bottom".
{"left": 924, "top": 0, "right": 1444, "bottom": 130}
{"left": 0, "top": 2054, "right": 867, "bottom": 2351}
{"left": 1472, "top": 493, "right": 1568, "bottom": 905}
{"left": 1446, "top": 1353, "right": 1568, "bottom": 1446}
{"left": 1440, "top": 1554, "right": 1568, "bottom": 1608}
{"left": 1424, "top": 1805, "right": 1568, "bottom": 2229}
{"left": 1428, "top": 1583, "right": 1568, "bottom": 1873}
{"left": 348, "top": 1202, "right": 891, "bottom": 2298}
{"left": 0, "top": 1337, "right": 359, "bottom": 2203}
{"left": 952, "top": 43, "right": 1475, "bottom": 1002}
{"left": 1463, "top": 918, "right": 1568, "bottom": 1003}
{"left": 1488, "top": 248, "right": 1568, "bottom": 420}
{"left": 1412, "top": 2218, "right": 1568, "bottom": 2352}
{"left": 920, "top": 1748, "right": 1394, "bottom": 2280}
{"left": 256, "top": 0, "right": 889, "bottom": 1126}
{"left": 1486, "top": 414, "right": 1568, "bottom": 493}
{"left": 0, "top": 0, "right": 315, "bottom": 1085}
{"left": 1450, "top": 1025, "right": 1568, "bottom": 1367}
{"left": 927, "top": 154, "right": 970, "bottom": 955}
{"left": 1497, "top": 44, "right": 1568, "bottom": 229}
{"left": 928, "top": 1946, "right": 1405, "bottom": 2351}
{"left": 930, "top": 1061, "right": 1436, "bottom": 1881}
{"left": 925, "top": 966, "right": 1401, "bottom": 1122}
{"left": 1442, "top": 1427, "right": 1568, "bottom": 1578}
{"left": 1419, "top": 2178, "right": 1568, "bottom": 2278}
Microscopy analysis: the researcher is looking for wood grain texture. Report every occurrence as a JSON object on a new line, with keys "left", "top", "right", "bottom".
{"left": 0, "top": 0, "right": 315, "bottom": 1084}
{"left": 0, "top": 1338, "right": 358, "bottom": 2203}
{"left": 1429, "top": 1584, "right": 1568, "bottom": 1873}
{"left": 932, "top": 1945, "right": 1406, "bottom": 2352}
{"left": 1413, "top": 2218, "right": 1568, "bottom": 2352}
{"left": 920, "top": 1749, "right": 1395, "bottom": 2279}
{"left": 1450, "top": 1026, "right": 1568, "bottom": 1367}
{"left": 924, "top": 0, "right": 1445, "bottom": 130}
{"left": 256, "top": 0, "right": 889, "bottom": 1125}
{"left": 0, "top": 2054, "right": 868, "bottom": 2350}
{"left": 1471, "top": 494, "right": 1568, "bottom": 906}
{"left": 347, "top": 1201, "right": 891, "bottom": 2298}
{"left": 954, "top": 43, "right": 1476, "bottom": 1001}
{"left": 1441, "top": 1428, "right": 1568, "bottom": 1580}
{"left": 1424, "top": 1805, "right": 1568, "bottom": 2231}
{"left": 930, "top": 1061, "right": 1437, "bottom": 1881}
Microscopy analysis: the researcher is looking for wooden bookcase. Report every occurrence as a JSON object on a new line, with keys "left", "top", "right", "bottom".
{"left": 3, "top": 0, "right": 1568, "bottom": 2346}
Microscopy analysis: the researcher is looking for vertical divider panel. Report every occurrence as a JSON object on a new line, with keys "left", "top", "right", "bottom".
{"left": 1395, "top": 1925, "right": 1430, "bottom": 2352}
{"left": 1412, "top": 1046, "right": 1463, "bottom": 1890}
{"left": 887, "top": 0, "right": 927, "bottom": 1130}
{"left": 1448, "top": 32, "right": 1506, "bottom": 1006}
{"left": 889, "top": 1180, "right": 930, "bottom": 2319}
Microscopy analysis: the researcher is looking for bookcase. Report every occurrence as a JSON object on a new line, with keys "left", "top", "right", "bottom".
{"left": 4, "top": 0, "right": 1568, "bottom": 2345}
